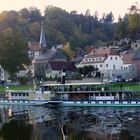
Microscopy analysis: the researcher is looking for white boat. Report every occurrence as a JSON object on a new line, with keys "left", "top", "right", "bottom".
{"left": 2, "top": 82, "right": 140, "bottom": 106}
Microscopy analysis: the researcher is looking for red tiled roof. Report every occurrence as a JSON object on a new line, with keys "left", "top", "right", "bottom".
{"left": 28, "top": 42, "right": 41, "bottom": 51}
{"left": 86, "top": 47, "right": 94, "bottom": 54}
{"left": 92, "top": 47, "right": 117, "bottom": 55}
{"left": 85, "top": 53, "right": 107, "bottom": 58}
{"left": 48, "top": 61, "right": 77, "bottom": 72}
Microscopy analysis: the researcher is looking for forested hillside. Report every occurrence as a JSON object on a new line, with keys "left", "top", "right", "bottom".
{"left": 0, "top": 4, "right": 140, "bottom": 48}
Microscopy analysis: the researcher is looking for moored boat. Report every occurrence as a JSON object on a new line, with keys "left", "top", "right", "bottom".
{"left": 2, "top": 81, "right": 140, "bottom": 106}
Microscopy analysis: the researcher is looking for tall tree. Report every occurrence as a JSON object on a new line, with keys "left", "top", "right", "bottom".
{"left": 0, "top": 31, "right": 29, "bottom": 77}
{"left": 127, "top": 4, "right": 140, "bottom": 32}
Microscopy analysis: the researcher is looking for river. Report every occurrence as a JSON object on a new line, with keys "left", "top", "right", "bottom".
{"left": 0, "top": 106, "right": 139, "bottom": 140}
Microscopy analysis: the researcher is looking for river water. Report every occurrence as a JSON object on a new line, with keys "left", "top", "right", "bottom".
{"left": 0, "top": 106, "right": 140, "bottom": 140}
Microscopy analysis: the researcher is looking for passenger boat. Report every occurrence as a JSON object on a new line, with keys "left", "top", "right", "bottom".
{"left": 2, "top": 81, "right": 140, "bottom": 107}
{"left": 40, "top": 82, "right": 140, "bottom": 107}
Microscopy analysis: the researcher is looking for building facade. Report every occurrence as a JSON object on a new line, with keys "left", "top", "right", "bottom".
{"left": 78, "top": 48, "right": 137, "bottom": 80}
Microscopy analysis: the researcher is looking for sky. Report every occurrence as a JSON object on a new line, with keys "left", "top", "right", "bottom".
{"left": 0, "top": 0, "right": 139, "bottom": 20}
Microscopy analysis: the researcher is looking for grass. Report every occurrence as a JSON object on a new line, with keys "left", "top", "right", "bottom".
{"left": 109, "top": 82, "right": 140, "bottom": 90}
{"left": 0, "top": 84, "right": 34, "bottom": 93}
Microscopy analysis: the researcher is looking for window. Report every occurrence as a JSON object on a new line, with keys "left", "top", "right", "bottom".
{"left": 110, "top": 57, "right": 112, "bottom": 60}
{"left": 106, "top": 64, "right": 108, "bottom": 67}
{"left": 100, "top": 64, "right": 103, "bottom": 67}
{"left": 113, "top": 65, "right": 115, "bottom": 70}
{"left": 99, "top": 57, "right": 102, "bottom": 60}
{"left": 115, "top": 57, "right": 117, "bottom": 60}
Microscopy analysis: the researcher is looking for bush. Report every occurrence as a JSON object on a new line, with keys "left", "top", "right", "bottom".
{"left": 19, "top": 77, "right": 29, "bottom": 85}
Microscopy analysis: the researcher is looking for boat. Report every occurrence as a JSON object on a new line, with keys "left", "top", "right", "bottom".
{"left": 40, "top": 82, "right": 140, "bottom": 107}
{"left": 2, "top": 81, "right": 140, "bottom": 106}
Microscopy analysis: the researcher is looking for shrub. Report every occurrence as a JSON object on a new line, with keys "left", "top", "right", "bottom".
{"left": 19, "top": 77, "right": 29, "bottom": 85}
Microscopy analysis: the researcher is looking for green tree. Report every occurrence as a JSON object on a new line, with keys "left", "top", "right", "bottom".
{"left": 0, "top": 31, "right": 29, "bottom": 77}
{"left": 127, "top": 4, "right": 140, "bottom": 32}
{"left": 78, "top": 65, "right": 97, "bottom": 77}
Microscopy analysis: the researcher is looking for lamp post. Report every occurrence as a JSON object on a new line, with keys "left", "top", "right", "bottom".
{"left": 32, "top": 59, "right": 36, "bottom": 91}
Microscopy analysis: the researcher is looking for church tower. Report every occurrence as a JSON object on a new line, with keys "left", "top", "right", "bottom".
{"left": 39, "top": 22, "right": 47, "bottom": 49}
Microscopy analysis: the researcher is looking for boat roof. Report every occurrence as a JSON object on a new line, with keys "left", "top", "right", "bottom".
{"left": 42, "top": 82, "right": 104, "bottom": 86}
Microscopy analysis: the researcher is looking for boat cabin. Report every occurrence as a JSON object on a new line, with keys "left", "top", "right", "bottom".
{"left": 42, "top": 82, "right": 131, "bottom": 101}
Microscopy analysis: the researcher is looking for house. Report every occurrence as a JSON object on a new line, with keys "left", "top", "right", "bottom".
{"left": 78, "top": 47, "right": 137, "bottom": 80}
{"left": 28, "top": 22, "right": 47, "bottom": 59}
{"left": 35, "top": 49, "right": 67, "bottom": 78}
{"left": 46, "top": 61, "right": 77, "bottom": 79}
{"left": 28, "top": 42, "right": 41, "bottom": 59}
{"left": 0, "top": 65, "right": 9, "bottom": 81}
{"left": 132, "top": 47, "right": 140, "bottom": 76}
{"left": 121, "top": 47, "right": 140, "bottom": 77}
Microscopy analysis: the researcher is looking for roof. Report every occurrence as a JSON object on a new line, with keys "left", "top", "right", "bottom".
{"left": 43, "top": 82, "right": 103, "bottom": 86}
{"left": 28, "top": 42, "right": 41, "bottom": 51}
{"left": 80, "top": 53, "right": 107, "bottom": 65}
{"left": 86, "top": 47, "right": 94, "bottom": 54}
{"left": 39, "top": 22, "right": 47, "bottom": 48}
{"left": 35, "top": 49, "right": 67, "bottom": 61}
{"left": 122, "top": 53, "right": 134, "bottom": 64}
{"left": 48, "top": 61, "right": 77, "bottom": 72}
{"left": 85, "top": 53, "right": 107, "bottom": 58}
{"left": 92, "top": 47, "right": 117, "bottom": 55}
{"left": 133, "top": 47, "right": 140, "bottom": 60}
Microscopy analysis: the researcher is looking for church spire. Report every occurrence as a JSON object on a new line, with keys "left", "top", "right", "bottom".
{"left": 39, "top": 22, "right": 47, "bottom": 48}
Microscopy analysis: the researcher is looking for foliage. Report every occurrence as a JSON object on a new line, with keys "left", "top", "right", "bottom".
{"left": 78, "top": 65, "right": 98, "bottom": 77}
{"left": 0, "top": 31, "right": 29, "bottom": 77}
{"left": 0, "top": 120, "right": 32, "bottom": 140}
{"left": 19, "top": 76, "right": 29, "bottom": 85}
{"left": 62, "top": 42, "right": 75, "bottom": 60}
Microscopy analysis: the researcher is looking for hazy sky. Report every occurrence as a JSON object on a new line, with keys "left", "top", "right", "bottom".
{"left": 0, "top": 0, "right": 138, "bottom": 20}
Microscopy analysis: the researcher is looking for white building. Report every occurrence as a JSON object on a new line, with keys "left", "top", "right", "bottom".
{"left": 78, "top": 53, "right": 137, "bottom": 80}
{"left": 0, "top": 65, "right": 9, "bottom": 81}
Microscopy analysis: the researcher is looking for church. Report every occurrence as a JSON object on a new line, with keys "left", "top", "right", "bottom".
{"left": 28, "top": 22, "right": 68, "bottom": 79}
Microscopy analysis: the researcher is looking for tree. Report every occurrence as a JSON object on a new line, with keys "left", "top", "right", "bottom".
{"left": 116, "top": 15, "right": 129, "bottom": 38}
{"left": 28, "top": 7, "right": 42, "bottom": 22}
{"left": 0, "top": 31, "right": 29, "bottom": 77}
{"left": 78, "top": 65, "right": 97, "bottom": 77}
{"left": 127, "top": 4, "right": 140, "bottom": 32}
{"left": 19, "top": 8, "right": 30, "bottom": 20}
{"left": 103, "top": 12, "right": 114, "bottom": 23}
{"left": 85, "top": 9, "right": 90, "bottom": 17}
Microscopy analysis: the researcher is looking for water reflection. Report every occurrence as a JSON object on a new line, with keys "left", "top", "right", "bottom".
{"left": 0, "top": 106, "right": 139, "bottom": 140}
